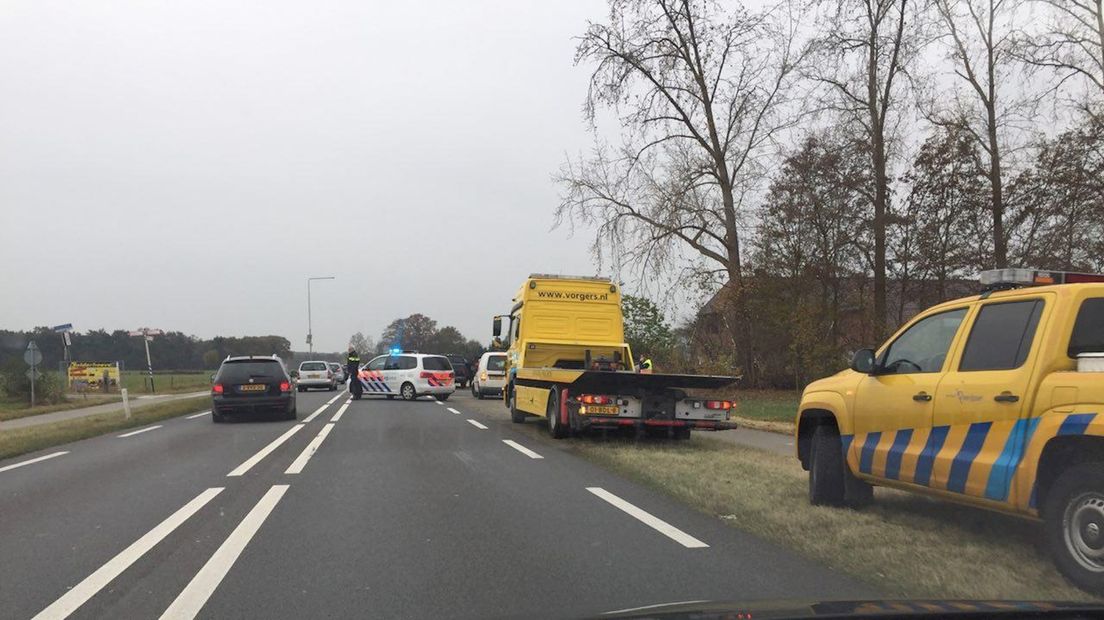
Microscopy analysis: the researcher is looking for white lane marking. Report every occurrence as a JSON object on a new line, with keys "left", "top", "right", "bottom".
{"left": 447, "top": 407, "right": 461, "bottom": 415}
{"left": 0, "top": 451, "right": 68, "bottom": 474}
{"left": 186, "top": 411, "right": 211, "bottom": 420}
{"left": 284, "top": 424, "right": 334, "bottom": 474}
{"left": 466, "top": 419, "right": 488, "bottom": 430}
{"left": 434, "top": 400, "right": 444, "bottom": 405}
{"left": 586, "top": 487, "right": 709, "bottom": 549}
{"left": 601, "top": 600, "right": 712, "bottom": 616}
{"left": 330, "top": 402, "right": 350, "bottom": 422}
{"left": 502, "top": 439, "right": 543, "bottom": 459}
{"left": 301, "top": 397, "right": 339, "bottom": 424}
{"left": 32, "top": 488, "right": 223, "bottom": 620}
{"left": 118, "top": 425, "right": 162, "bottom": 438}
{"left": 227, "top": 425, "right": 304, "bottom": 477}
{"left": 159, "top": 485, "right": 288, "bottom": 620}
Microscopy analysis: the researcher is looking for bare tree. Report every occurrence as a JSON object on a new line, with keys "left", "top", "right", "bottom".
{"left": 556, "top": 0, "right": 806, "bottom": 383}
{"left": 1016, "top": 0, "right": 1104, "bottom": 100}
{"left": 930, "top": 0, "right": 1028, "bottom": 268}
{"left": 808, "top": 0, "right": 917, "bottom": 336}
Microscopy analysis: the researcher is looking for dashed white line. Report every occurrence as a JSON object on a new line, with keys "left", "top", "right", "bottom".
{"left": 285, "top": 424, "right": 334, "bottom": 474}
{"left": 502, "top": 439, "right": 543, "bottom": 459}
{"left": 0, "top": 451, "right": 69, "bottom": 474}
{"left": 159, "top": 485, "right": 288, "bottom": 620}
{"left": 586, "top": 487, "right": 709, "bottom": 549}
{"left": 301, "top": 395, "right": 342, "bottom": 424}
{"left": 330, "top": 402, "right": 350, "bottom": 422}
{"left": 447, "top": 407, "right": 461, "bottom": 415}
{"left": 186, "top": 411, "right": 211, "bottom": 420}
{"left": 434, "top": 400, "right": 445, "bottom": 406}
{"left": 227, "top": 425, "right": 304, "bottom": 477}
{"left": 465, "top": 419, "right": 488, "bottom": 430}
{"left": 32, "top": 487, "right": 223, "bottom": 620}
{"left": 118, "top": 425, "right": 162, "bottom": 438}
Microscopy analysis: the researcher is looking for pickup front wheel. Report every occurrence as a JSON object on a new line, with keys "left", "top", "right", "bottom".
{"left": 1045, "top": 462, "right": 1104, "bottom": 595}
{"left": 809, "top": 426, "right": 845, "bottom": 506}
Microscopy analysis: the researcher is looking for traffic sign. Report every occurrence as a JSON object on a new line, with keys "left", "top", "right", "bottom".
{"left": 25, "top": 368, "right": 42, "bottom": 381}
{"left": 52, "top": 323, "right": 73, "bottom": 333}
{"left": 24, "top": 342, "right": 43, "bottom": 366}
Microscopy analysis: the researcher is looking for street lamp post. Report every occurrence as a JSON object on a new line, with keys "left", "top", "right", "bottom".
{"left": 307, "top": 276, "right": 335, "bottom": 354}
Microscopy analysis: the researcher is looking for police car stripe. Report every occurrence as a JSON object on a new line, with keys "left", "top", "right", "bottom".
{"left": 1058, "top": 412, "right": 1097, "bottom": 436}
{"left": 884, "top": 428, "right": 913, "bottom": 481}
{"left": 914, "top": 425, "right": 950, "bottom": 487}
{"left": 984, "top": 417, "right": 1041, "bottom": 502}
{"left": 946, "top": 421, "right": 992, "bottom": 494}
{"left": 858, "top": 432, "right": 881, "bottom": 474}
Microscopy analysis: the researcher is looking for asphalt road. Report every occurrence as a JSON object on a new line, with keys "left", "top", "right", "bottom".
{"left": 0, "top": 386, "right": 876, "bottom": 619}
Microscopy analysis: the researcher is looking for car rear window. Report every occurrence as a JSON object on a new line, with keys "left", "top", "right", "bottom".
{"left": 486, "top": 355, "right": 506, "bottom": 371}
{"left": 219, "top": 360, "right": 284, "bottom": 382}
{"left": 1069, "top": 298, "right": 1104, "bottom": 357}
{"left": 300, "top": 362, "right": 328, "bottom": 371}
{"left": 422, "top": 356, "right": 451, "bottom": 371}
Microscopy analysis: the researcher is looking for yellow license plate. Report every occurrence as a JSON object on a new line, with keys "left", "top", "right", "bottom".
{"left": 239, "top": 384, "right": 266, "bottom": 392}
{"left": 587, "top": 405, "right": 619, "bottom": 415}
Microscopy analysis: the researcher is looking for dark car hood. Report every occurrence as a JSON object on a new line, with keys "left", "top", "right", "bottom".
{"left": 595, "top": 599, "right": 1104, "bottom": 619}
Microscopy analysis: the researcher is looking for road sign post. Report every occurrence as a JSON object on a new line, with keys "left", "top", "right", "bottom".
{"left": 129, "top": 328, "right": 163, "bottom": 393}
{"left": 24, "top": 341, "right": 43, "bottom": 408}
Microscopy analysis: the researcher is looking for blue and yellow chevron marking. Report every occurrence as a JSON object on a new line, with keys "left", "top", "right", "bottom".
{"left": 840, "top": 412, "right": 1100, "bottom": 509}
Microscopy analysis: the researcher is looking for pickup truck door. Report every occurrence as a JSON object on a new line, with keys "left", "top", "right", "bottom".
{"left": 851, "top": 307, "right": 969, "bottom": 484}
{"left": 931, "top": 296, "right": 1049, "bottom": 503}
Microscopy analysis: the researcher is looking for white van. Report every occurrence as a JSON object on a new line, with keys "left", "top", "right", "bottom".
{"left": 470, "top": 352, "right": 507, "bottom": 399}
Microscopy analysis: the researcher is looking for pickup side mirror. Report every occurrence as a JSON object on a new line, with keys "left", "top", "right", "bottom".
{"left": 492, "top": 317, "right": 502, "bottom": 338}
{"left": 851, "top": 349, "right": 877, "bottom": 374}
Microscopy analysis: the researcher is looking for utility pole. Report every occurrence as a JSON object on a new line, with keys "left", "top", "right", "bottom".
{"left": 129, "top": 328, "right": 163, "bottom": 392}
{"left": 307, "top": 276, "right": 335, "bottom": 354}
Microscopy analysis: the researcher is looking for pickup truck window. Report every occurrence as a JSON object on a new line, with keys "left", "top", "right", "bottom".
{"left": 1069, "top": 297, "right": 1104, "bottom": 358}
{"left": 881, "top": 308, "right": 967, "bottom": 374}
{"left": 959, "top": 300, "right": 1044, "bottom": 371}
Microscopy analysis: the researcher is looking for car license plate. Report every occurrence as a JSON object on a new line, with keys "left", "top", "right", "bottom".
{"left": 239, "top": 384, "right": 266, "bottom": 392}
{"left": 587, "top": 405, "right": 618, "bottom": 415}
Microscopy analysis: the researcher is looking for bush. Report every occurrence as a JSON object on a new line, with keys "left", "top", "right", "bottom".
{"left": 0, "top": 359, "right": 65, "bottom": 405}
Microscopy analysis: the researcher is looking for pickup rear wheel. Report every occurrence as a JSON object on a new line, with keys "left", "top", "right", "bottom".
{"left": 1045, "top": 462, "right": 1104, "bottom": 595}
{"left": 547, "top": 389, "right": 568, "bottom": 439}
{"left": 809, "top": 425, "right": 845, "bottom": 506}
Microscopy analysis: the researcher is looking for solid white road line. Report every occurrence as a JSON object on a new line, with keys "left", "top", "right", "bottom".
{"left": 0, "top": 451, "right": 68, "bottom": 474}
{"left": 502, "top": 439, "right": 543, "bottom": 459}
{"left": 284, "top": 424, "right": 334, "bottom": 474}
{"left": 301, "top": 396, "right": 339, "bottom": 424}
{"left": 434, "top": 400, "right": 445, "bottom": 405}
{"left": 586, "top": 487, "right": 709, "bottom": 549}
{"left": 32, "top": 487, "right": 223, "bottom": 620}
{"left": 447, "top": 407, "right": 461, "bottom": 415}
{"left": 186, "top": 411, "right": 211, "bottom": 420}
{"left": 159, "top": 485, "right": 288, "bottom": 620}
{"left": 601, "top": 600, "right": 712, "bottom": 615}
{"left": 118, "top": 425, "right": 162, "bottom": 438}
{"left": 227, "top": 425, "right": 304, "bottom": 477}
{"left": 330, "top": 402, "right": 350, "bottom": 422}
{"left": 466, "top": 419, "right": 488, "bottom": 430}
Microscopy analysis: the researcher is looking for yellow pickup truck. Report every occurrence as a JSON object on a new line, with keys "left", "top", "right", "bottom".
{"left": 493, "top": 274, "right": 738, "bottom": 439}
{"left": 795, "top": 268, "right": 1104, "bottom": 594}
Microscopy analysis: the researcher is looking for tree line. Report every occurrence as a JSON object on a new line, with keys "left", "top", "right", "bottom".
{"left": 347, "top": 313, "right": 487, "bottom": 362}
{"left": 557, "top": 0, "right": 1103, "bottom": 388}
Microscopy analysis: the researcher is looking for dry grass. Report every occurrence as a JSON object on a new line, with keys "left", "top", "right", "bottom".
{"left": 0, "top": 396, "right": 209, "bottom": 461}
{"left": 568, "top": 435, "right": 1096, "bottom": 602}
{"left": 0, "top": 395, "right": 123, "bottom": 422}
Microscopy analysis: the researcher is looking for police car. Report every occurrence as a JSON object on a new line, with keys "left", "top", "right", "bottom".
{"left": 356, "top": 352, "right": 456, "bottom": 401}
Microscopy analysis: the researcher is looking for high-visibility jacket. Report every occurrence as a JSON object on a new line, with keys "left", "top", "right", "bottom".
{"left": 346, "top": 351, "right": 360, "bottom": 376}
{"left": 640, "top": 358, "right": 653, "bottom": 374}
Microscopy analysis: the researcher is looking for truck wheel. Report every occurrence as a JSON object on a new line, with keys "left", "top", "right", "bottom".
{"left": 674, "top": 427, "right": 691, "bottom": 440}
{"left": 400, "top": 382, "right": 417, "bottom": 401}
{"left": 547, "top": 389, "right": 568, "bottom": 439}
{"left": 845, "top": 470, "right": 874, "bottom": 508}
{"left": 809, "top": 425, "right": 845, "bottom": 506}
{"left": 1044, "top": 462, "right": 1104, "bottom": 595}
{"left": 509, "top": 386, "right": 525, "bottom": 423}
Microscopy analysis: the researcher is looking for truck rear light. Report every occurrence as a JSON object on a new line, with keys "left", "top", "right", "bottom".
{"left": 579, "top": 394, "right": 613, "bottom": 405}
{"left": 279, "top": 381, "right": 291, "bottom": 392}
{"left": 704, "top": 400, "right": 732, "bottom": 410}
{"left": 212, "top": 383, "right": 224, "bottom": 394}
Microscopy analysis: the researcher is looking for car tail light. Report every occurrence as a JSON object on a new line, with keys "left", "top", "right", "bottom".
{"left": 580, "top": 394, "right": 613, "bottom": 405}
{"left": 481, "top": 371, "right": 488, "bottom": 381}
{"left": 212, "top": 383, "right": 224, "bottom": 394}
{"left": 279, "top": 381, "right": 291, "bottom": 392}
{"left": 705, "top": 400, "right": 732, "bottom": 410}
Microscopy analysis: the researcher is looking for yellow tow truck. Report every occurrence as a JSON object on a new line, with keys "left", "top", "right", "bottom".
{"left": 493, "top": 274, "right": 738, "bottom": 439}
{"left": 795, "top": 268, "right": 1104, "bottom": 594}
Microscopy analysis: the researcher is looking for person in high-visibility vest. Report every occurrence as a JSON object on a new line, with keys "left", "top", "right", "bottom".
{"left": 638, "top": 355, "right": 653, "bottom": 374}
{"left": 346, "top": 347, "right": 362, "bottom": 399}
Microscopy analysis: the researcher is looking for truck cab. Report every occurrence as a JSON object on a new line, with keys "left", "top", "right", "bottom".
{"left": 493, "top": 274, "right": 737, "bottom": 439}
{"left": 795, "top": 268, "right": 1104, "bottom": 595}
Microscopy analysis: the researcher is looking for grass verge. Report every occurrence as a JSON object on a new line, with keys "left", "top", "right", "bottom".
{"left": 568, "top": 435, "right": 1095, "bottom": 602}
{"left": 0, "top": 396, "right": 123, "bottom": 422}
{"left": 0, "top": 396, "right": 209, "bottom": 461}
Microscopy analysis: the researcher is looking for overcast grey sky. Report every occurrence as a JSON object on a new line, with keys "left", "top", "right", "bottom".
{"left": 0, "top": 0, "right": 612, "bottom": 352}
